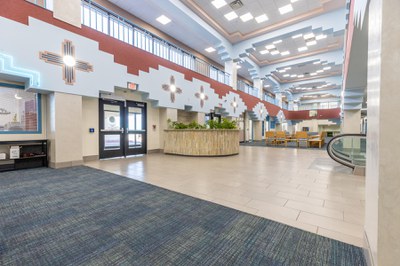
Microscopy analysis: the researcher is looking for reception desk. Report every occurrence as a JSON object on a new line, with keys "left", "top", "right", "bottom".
{"left": 164, "top": 129, "right": 239, "bottom": 156}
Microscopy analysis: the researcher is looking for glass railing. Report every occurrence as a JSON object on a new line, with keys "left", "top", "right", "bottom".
{"left": 237, "top": 80, "right": 258, "bottom": 97}
{"left": 26, "top": 0, "right": 53, "bottom": 10}
{"left": 327, "top": 134, "right": 366, "bottom": 169}
{"left": 80, "top": 0, "right": 230, "bottom": 85}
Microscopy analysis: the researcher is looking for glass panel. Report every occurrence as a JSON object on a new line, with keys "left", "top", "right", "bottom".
{"left": 0, "top": 87, "right": 39, "bottom": 132}
{"left": 103, "top": 104, "right": 120, "bottom": 130}
{"left": 104, "top": 135, "right": 121, "bottom": 150}
{"left": 128, "top": 107, "right": 142, "bottom": 130}
{"left": 128, "top": 134, "right": 142, "bottom": 149}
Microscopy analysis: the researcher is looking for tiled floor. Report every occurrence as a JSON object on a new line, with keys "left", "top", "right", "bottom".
{"left": 85, "top": 146, "right": 365, "bottom": 247}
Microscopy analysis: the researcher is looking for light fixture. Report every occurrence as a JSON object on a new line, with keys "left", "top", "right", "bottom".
{"left": 270, "top": 50, "right": 280, "bottom": 55}
{"left": 306, "top": 40, "right": 317, "bottom": 46}
{"left": 14, "top": 93, "right": 22, "bottom": 100}
{"left": 315, "top": 34, "right": 327, "bottom": 40}
{"left": 278, "top": 69, "right": 286, "bottom": 73}
{"left": 310, "top": 72, "right": 317, "bottom": 76}
{"left": 290, "top": 74, "right": 297, "bottom": 78}
{"left": 313, "top": 61, "right": 321, "bottom": 64}
{"left": 273, "top": 40, "right": 283, "bottom": 44}
{"left": 298, "top": 46, "right": 308, "bottom": 52}
{"left": 298, "top": 74, "right": 304, "bottom": 78}
{"left": 211, "top": 0, "right": 227, "bottom": 9}
{"left": 290, "top": 0, "right": 299, "bottom": 2}
{"left": 170, "top": 84, "right": 177, "bottom": 92}
{"left": 316, "top": 70, "right": 324, "bottom": 73}
{"left": 255, "top": 14, "right": 268, "bottom": 23}
{"left": 279, "top": 4, "right": 293, "bottom": 15}
{"left": 284, "top": 67, "right": 291, "bottom": 70}
{"left": 303, "top": 33, "right": 315, "bottom": 40}
{"left": 63, "top": 55, "right": 76, "bottom": 67}
{"left": 283, "top": 74, "right": 290, "bottom": 77}
{"left": 200, "top": 93, "right": 206, "bottom": 100}
{"left": 225, "top": 11, "right": 238, "bottom": 21}
{"left": 240, "top": 12, "right": 253, "bottom": 22}
{"left": 281, "top": 51, "right": 290, "bottom": 56}
{"left": 292, "top": 34, "right": 303, "bottom": 39}
{"left": 156, "top": 15, "right": 171, "bottom": 25}
{"left": 236, "top": 65, "right": 241, "bottom": 69}
{"left": 205, "top": 47, "right": 216, "bottom": 53}
{"left": 265, "top": 44, "right": 275, "bottom": 50}
{"left": 323, "top": 66, "right": 332, "bottom": 70}
{"left": 260, "top": 50, "right": 269, "bottom": 55}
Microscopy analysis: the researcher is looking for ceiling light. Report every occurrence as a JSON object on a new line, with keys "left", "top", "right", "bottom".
{"left": 284, "top": 67, "right": 292, "bottom": 70}
{"left": 310, "top": 72, "right": 317, "bottom": 76}
{"left": 298, "top": 74, "right": 304, "bottom": 78}
{"left": 315, "top": 34, "right": 327, "bottom": 40}
{"left": 224, "top": 11, "right": 238, "bottom": 21}
{"left": 200, "top": 93, "right": 206, "bottom": 100}
{"left": 281, "top": 51, "right": 290, "bottom": 56}
{"left": 255, "top": 14, "right": 268, "bottom": 23}
{"left": 265, "top": 44, "right": 275, "bottom": 50}
{"left": 298, "top": 46, "right": 308, "bottom": 52}
{"left": 170, "top": 84, "right": 176, "bottom": 92}
{"left": 236, "top": 65, "right": 241, "bottom": 69}
{"left": 322, "top": 62, "right": 329, "bottom": 65}
{"left": 211, "top": 0, "right": 227, "bottom": 9}
{"left": 279, "top": 4, "right": 293, "bottom": 15}
{"left": 240, "top": 12, "right": 253, "bottom": 22}
{"left": 14, "top": 94, "right": 22, "bottom": 100}
{"left": 270, "top": 50, "right": 280, "bottom": 55}
{"left": 323, "top": 66, "right": 332, "bottom": 70}
{"left": 278, "top": 69, "right": 286, "bottom": 73}
{"left": 260, "top": 50, "right": 269, "bottom": 55}
{"left": 283, "top": 74, "right": 290, "bottom": 77}
{"left": 205, "top": 47, "right": 216, "bottom": 53}
{"left": 290, "top": 74, "right": 297, "bottom": 78}
{"left": 306, "top": 40, "right": 317, "bottom": 46}
{"left": 290, "top": 0, "right": 299, "bottom": 2}
{"left": 313, "top": 61, "right": 321, "bottom": 64}
{"left": 273, "top": 40, "right": 283, "bottom": 44}
{"left": 63, "top": 55, "right": 76, "bottom": 67}
{"left": 316, "top": 70, "right": 324, "bottom": 73}
{"left": 303, "top": 33, "right": 315, "bottom": 39}
{"left": 156, "top": 15, "right": 171, "bottom": 25}
{"left": 292, "top": 34, "right": 303, "bottom": 39}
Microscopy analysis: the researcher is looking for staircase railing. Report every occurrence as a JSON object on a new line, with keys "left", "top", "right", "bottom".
{"left": 326, "top": 134, "right": 366, "bottom": 169}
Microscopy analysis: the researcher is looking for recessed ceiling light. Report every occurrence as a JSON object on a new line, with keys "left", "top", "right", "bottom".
{"left": 236, "top": 65, "right": 241, "bottom": 69}
{"left": 211, "top": 0, "right": 227, "bottom": 9}
{"left": 283, "top": 74, "right": 290, "bottom": 77}
{"left": 290, "top": 74, "right": 297, "bottom": 78}
{"left": 281, "top": 51, "right": 290, "bottom": 56}
{"left": 255, "top": 14, "right": 268, "bottom": 23}
{"left": 292, "top": 34, "right": 303, "bottom": 39}
{"left": 298, "top": 74, "right": 304, "bottom": 78}
{"left": 310, "top": 72, "right": 317, "bottom": 76}
{"left": 303, "top": 33, "right": 315, "bottom": 40}
{"left": 63, "top": 55, "right": 76, "bottom": 67}
{"left": 273, "top": 40, "right": 283, "bottom": 44}
{"left": 313, "top": 61, "right": 321, "bottom": 64}
{"left": 284, "top": 67, "right": 291, "bottom": 70}
{"left": 224, "top": 11, "right": 238, "bottom": 21}
{"left": 260, "top": 50, "right": 269, "bottom": 55}
{"left": 298, "top": 46, "right": 308, "bottom": 52}
{"left": 270, "top": 50, "right": 280, "bottom": 55}
{"left": 278, "top": 69, "right": 286, "bottom": 73}
{"left": 205, "top": 47, "right": 216, "bottom": 53}
{"left": 316, "top": 70, "right": 324, "bottom": 73}
{"left": 156, "top": 15, "right": 171, "bottom": 25}
{"left": 306, "top": 40, "right": 317, "bottom": 46}
{"left": 265, "top": 44, "right": 275, "bottom": 50}
{"left": 291, "top": 0, "right": 299, "bottom": 2}
{"left": 279, "top": 4, "right": 293, "bottom": 15}
{"left": 240, "top": 12, "right": 253, "bottom": 22}
{"left": 323, "top": 66, "right": 332, "bottom": 70}
{"left": 316, "top": 34, "right": 327, "bottom": 40}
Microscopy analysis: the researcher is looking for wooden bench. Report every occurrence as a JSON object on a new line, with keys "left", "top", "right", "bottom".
{"left": 308, "top": 132, "right": 326, "bottom": 148}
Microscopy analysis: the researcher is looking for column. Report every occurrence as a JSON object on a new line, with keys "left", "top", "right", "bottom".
{"left": 365, "top": 0, "right": 400, "bottom": 265}
{"left": 47, "top": 92, "right": 83, "bottom": 168}
{"left": 341, "top": 109, "right": 361, "bottom": 133}
{"left": 275, "top": 92, "right": 283, "bottom": 108}
{"left": 159, "top": 108, "right": 178, "bottom": 150}
{"left": 253, "top": 121, "right": 263, "bottom": 141}
{"left": 225, "top": 60, "right": 238, "bottom": 90}
{"left": 253, "top": 78, "right": 263, "bottom": 99}
{"left": 53, "top": 0, "right": 81, "bottom": 28}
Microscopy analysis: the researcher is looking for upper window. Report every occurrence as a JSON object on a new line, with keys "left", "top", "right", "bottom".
{"left": 0, "top": 83, "right": 41, "bottom": 134}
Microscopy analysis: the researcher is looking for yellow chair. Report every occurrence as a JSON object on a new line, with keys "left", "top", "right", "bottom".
{"left": 275, "top": 131, "right": 286, "bottom": 146}
{"left": 308, "top": 131, "right": 326, "bottom": 148}
{"left": 295, "top": 131, "right": 309, "bottom": 148}
{"left": 265, "top": 131, "right": 276, "bottom": 145}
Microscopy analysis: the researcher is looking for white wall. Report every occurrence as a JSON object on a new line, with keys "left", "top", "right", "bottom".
{"left": 295, "top": 119, "right": 340, "bottom": 133}
{"left": 82, "top": 97, "right": 99, "bottom": 158}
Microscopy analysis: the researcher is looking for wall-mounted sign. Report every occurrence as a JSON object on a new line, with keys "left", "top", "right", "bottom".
{"left": 127, "top": 82, "right": 138, "bottom": 90}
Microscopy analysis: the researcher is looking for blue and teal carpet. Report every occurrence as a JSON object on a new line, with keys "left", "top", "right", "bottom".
{"left": 0, "top": 166, "right": 366, "bottom": 265}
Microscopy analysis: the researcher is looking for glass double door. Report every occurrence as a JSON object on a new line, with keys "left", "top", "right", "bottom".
{"left": 99, "top": 99, "right": 147, "bottom": 159}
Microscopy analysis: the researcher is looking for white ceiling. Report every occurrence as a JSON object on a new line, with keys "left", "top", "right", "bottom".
{"left": 105, "top": 0, "right": 348, "bottom": 99}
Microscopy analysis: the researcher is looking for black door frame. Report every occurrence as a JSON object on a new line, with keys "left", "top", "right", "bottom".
{"left": 125, "top": 101, "right": 147, "bottom": 156}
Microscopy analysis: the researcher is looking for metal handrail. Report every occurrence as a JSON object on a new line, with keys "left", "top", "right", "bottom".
{"left": 326, "top": 133, "right": 366, "bottom": 169}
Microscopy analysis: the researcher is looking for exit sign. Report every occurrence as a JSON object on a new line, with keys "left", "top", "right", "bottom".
{"left": 127, "top": 82, "right": 138, "bottom": 90}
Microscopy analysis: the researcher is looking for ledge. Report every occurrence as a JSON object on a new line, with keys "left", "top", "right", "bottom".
{"left": 164, "top": 129, "right": 239, "bottom": 156}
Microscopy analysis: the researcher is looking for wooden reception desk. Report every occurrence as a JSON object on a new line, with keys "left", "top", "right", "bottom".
{"left": 164, "top": 129, "right": 239, "bottom": 156}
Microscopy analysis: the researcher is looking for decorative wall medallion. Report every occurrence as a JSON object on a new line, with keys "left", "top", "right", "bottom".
{"left": 39, "top": 40, "right": 93, "bottom": 85}
{"left": 195, "top": 86, "right": 208, "bottom": 108}
{"left": 162, "top": 75, "right": 182, "bottom": 103}
{"left": 231, "top": 97, "right": 238, "bottom": 113}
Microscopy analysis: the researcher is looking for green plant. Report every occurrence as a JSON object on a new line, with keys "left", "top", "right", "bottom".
{"left": 207, "top": 118, "right": 237, "bottom": 129}
{"left": 167, "top": 118, "right": 236, "bottom": 130}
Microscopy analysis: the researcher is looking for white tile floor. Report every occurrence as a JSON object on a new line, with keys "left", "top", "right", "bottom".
{"left": 85, "top": 146, "right": 365, "bottom": 247}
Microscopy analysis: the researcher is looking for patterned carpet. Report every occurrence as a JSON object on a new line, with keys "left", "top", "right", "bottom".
{"left": 0, "top": 166, "right": 366, "bottom": 265}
